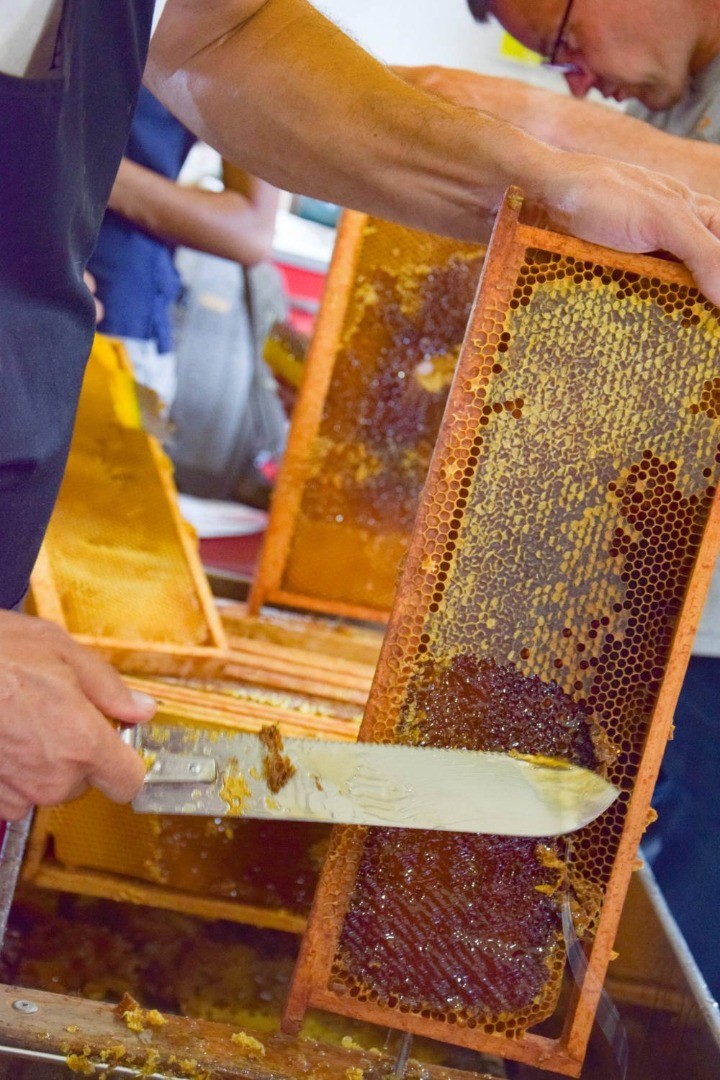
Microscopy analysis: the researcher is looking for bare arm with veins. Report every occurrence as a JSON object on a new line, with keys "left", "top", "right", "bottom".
{"left": 146, "top": 0, "right": 720, "bottom": 302}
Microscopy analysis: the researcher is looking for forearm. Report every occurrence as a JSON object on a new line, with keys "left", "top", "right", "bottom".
{"left": 108, "top": 158, "right": 278, "bottom": 264}
{"left": 397, "top": 66, "right": 720, "bottom": 200}
{"left": 146, "top": 0, "right": 568, "bottom": 242}
{"left": 145, "top": 0, "right": 720, "bottom": 306}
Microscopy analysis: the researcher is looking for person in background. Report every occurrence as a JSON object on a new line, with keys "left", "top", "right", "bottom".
{"left": 4, "top": 0, "right": 720, "bottom": 825}
{"left": 89, "top": 86, "right": 279, "bottom": 414}
{"left": 398, "top": 0, "right": 720, "bottom": 201}
{"left": 89, "top": 86, "right": 287, "bottom": 508}
{"left": 401, "top": 0, "right": 720, "bottom": 1001}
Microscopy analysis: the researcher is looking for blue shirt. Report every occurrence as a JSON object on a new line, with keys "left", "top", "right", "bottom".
{"left": 88, "top": 87, "right": 196, "bottom": 353}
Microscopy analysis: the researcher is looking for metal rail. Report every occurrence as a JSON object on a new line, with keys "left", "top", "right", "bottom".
{"left": 0, "top": 1040, "right": 188, "bottom": 1078}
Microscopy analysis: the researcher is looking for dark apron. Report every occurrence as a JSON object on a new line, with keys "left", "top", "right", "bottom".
{"left": 0, "top": 0, "right": 154, "bottom": 609}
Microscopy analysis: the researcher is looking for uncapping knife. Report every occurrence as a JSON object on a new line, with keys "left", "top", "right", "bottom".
{"left": 123, "top": 723, "right": 618, "bottom": 837}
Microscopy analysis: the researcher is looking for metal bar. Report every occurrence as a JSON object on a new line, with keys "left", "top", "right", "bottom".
{"left": 638, "top": 864, "right": 720, "bottom": 1046}
{"left": 393, "top": 1032, "right": 414, "bottom": 1077}
{"left": 0, "top": 1041, "right": 185, "bottom": 1078}
{"left": 0, "top": 814, "right": 32, "bottom": 949}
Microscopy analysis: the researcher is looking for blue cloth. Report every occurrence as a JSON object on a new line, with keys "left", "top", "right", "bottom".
{"left": 0, "top": 0, "right": 154, "bottom": 610}
{"left": 644, "top": 655, "right": 720, "bottom": 1000}
{"left": 88, "top": 87, "right": 196, "bottom": 353}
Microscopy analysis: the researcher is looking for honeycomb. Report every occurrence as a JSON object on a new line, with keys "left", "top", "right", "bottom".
{"left": 43, "top": 790, "right": 327, "bottom": 915}
{"left": 285, "top": 208, "right": 720, "bottom": 1063}
{"left": 256, "top": 215, "right": 484, "bottom": 616}
{"left": 38, "top": 337, "right": 217, "bottom": 644}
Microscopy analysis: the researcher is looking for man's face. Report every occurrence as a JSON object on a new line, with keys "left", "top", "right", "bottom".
{"left": 490, "top": 0, "right": 699, "bottom": 110}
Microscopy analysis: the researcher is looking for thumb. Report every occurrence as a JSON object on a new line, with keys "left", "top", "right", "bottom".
{"left": 694, "top": 192, "right": 720, "bottom": 240}
{"left": 62, "top": 639, "right": 157, "bottom": 725}
{"left": 87, "top": 727, "right": 149, "bottom": 803}
{"left": 658, "top": 203, "right": 720, "bottom": 308}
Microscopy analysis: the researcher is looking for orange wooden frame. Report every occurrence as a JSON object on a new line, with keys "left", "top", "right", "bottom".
{"left": 282, "top": 191, "right": 720, "bottom": 1076}
{"left": 248, "top": 211, "right": 484, "bottom": 625}
{"left": 249, "top": 212, "right": 375, "bottom": 621}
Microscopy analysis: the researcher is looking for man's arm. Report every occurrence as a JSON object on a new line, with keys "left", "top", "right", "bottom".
{"left": 396, "top": 66, "right": 720, "bottom": 201}
{"left": 108, "top": 159, "right": 279, "bottom": 266}
{"left": 145, "top": 0, "right": 720, "bottom": 304}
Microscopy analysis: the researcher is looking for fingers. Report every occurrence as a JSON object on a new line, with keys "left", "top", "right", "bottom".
{"left": 653, "top": 197, "right": 720, "bottom": 308}
{"left": 46, "top": 635, "right": 154, "bottom": 801}
{"left": 0, "top": 697, "right": 147, "bottom": 810}
{"left": 83, "top": 269, "right": 104, "bottom": 324}
{"left": 0, "top": 612, "right": 153, "bottom": 813}
{"left": 691, "top": 192, "right": 720, "bottom": 238}
{"left": 673, "top": 231, "right": 720, "bottom": 309}
{"left": 58, "top": 635, "right": 157, "bottom": 727}
{"left": 685, "top": 196, "right": 720, "bottom": 303}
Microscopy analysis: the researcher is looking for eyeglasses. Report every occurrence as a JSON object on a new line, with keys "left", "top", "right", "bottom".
{"left": 542, "top": 0, "right": 584, "bottom": 75}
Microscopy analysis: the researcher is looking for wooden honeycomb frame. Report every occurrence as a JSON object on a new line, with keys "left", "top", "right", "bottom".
{"left": 282, "top": 191, "right": 720, "bottom": 1076}
{"left": 29, "top": 334, "right": 228, "bottom": 670}
{"left": 248, "top": 211, "right": 484, "bottom": 623}
{"left": 0, "top": 983, "right": 504, "bottom": 1080}
{"left": 27, "top": 334, "right": 374, "bottom": 710}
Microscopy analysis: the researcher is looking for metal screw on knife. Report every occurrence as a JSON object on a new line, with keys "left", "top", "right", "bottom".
{"left": 118, "top": 726, "right": 217, "bottom": 784}
{"left": 145, "top": 755, "right": 218, "bottom": 784}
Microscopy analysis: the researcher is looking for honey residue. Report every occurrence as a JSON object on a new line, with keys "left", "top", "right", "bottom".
{"left": 65, "top": 1054, "right": 94, "bottom": 1076}
{"left": 115, "top": 992, "right": 167, "bottom": 1033}
{"left": 259, "top": 725, "right": 296, "bottom": 794}
{"left": 219, "top": 760, "right": 252, "bottom": 814}
{"left": 100, "top": 1044, "right": 127, "bottom": 1062}
{"left": 230, "top": 1031, "right": 265, "bottom": 1057}
{"left": 1, "top": 891, "right": 456, "bottom": 1072}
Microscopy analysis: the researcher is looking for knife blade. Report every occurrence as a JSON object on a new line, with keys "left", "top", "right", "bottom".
{"left": 125, "top": 723, "right": 618, "bottom": 837}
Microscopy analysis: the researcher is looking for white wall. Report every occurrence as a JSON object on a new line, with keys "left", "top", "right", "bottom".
{"left": 312, "top": 0, "right": 567, "bottom": 90}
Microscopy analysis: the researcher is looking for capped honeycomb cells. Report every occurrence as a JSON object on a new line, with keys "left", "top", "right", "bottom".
{"left": 334, "top": 830, "right": 564, "bottom": 1025}
{"left": 281, "top": 218, "right": 483, "bottom": 612}
{"left": 43, "top": 363, "right": 215, "bottom": 644}
{"left": 291, "top": 236, "right": 720, "bottom": 1050}
{"left": 331, "top": 655, "right": 609, "bottom": 1029}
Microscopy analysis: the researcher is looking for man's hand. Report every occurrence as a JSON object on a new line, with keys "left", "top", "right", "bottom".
{"left": 0, "top": 613, "right": 156, "bottom": 820}
{"left": 83, "top": 270, "right": 104, "bottom": 324}
{"left": 532, "top": 152, "right": 720, "bottom": 303}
